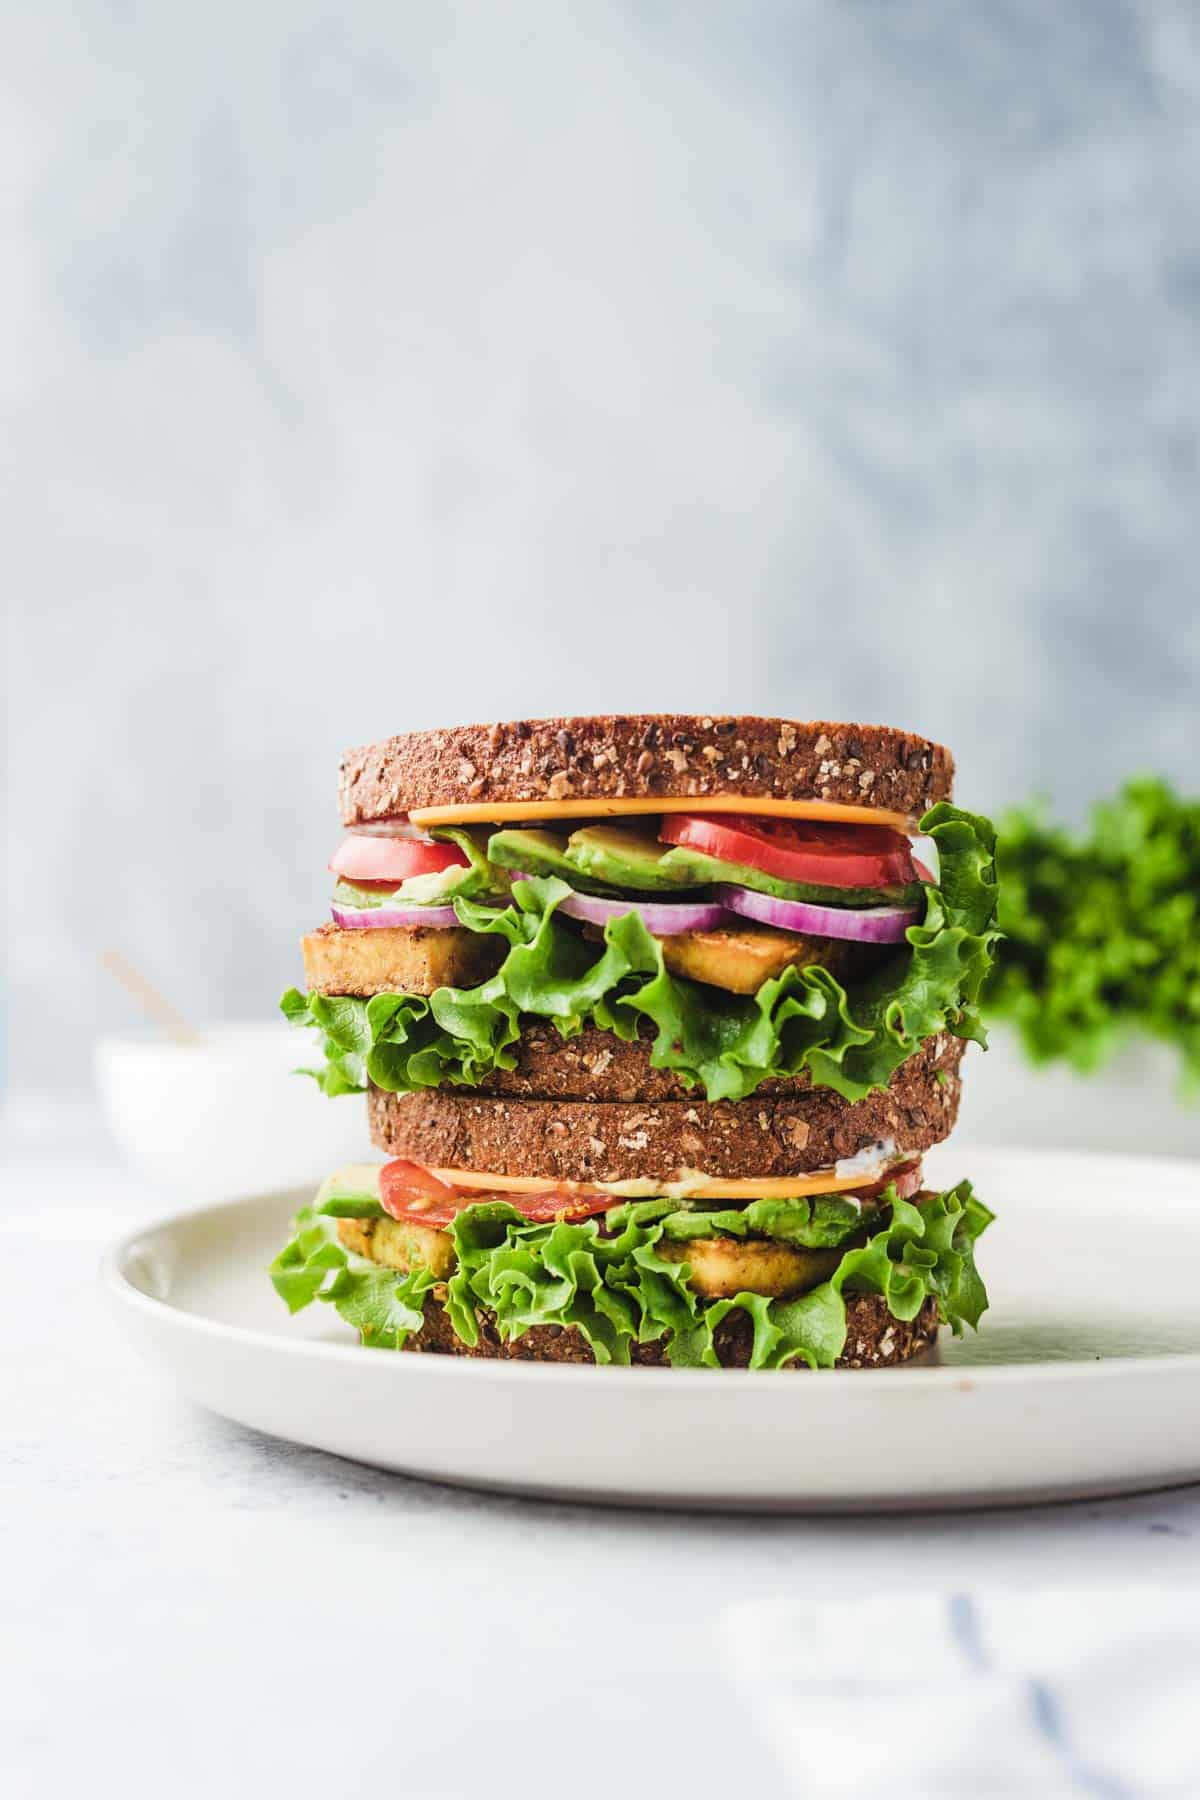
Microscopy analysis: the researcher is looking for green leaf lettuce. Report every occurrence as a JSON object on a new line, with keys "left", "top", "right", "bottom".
{"left": 270, "top": 1210, "right": 438, "bottom": 1348}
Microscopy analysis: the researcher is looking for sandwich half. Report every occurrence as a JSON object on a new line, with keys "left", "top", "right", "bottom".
{"left": 274, "top": 714, "right": 999, "bottom": 1369}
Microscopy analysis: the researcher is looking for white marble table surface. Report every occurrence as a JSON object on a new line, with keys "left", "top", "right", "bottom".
{"left": 5, "top": 1098, "right": 1199, "bottom": 1800}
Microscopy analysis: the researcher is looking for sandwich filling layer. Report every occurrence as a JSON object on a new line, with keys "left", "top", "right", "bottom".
{"left": 285, "top": 802, "right": 999, "bottom": 1106}
{"left": 271, "top": 1160, "right": 992, "bottom": 1370}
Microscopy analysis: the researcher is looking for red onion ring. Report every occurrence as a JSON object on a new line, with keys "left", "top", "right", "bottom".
{"left": 556, "top": 890, "right": 728, "bottom": 933}
{"left": 715, "top": 884, "right": 918, "bottom": 943}
{"left": 330, "top": 902, "right": 462, "bottom": 929}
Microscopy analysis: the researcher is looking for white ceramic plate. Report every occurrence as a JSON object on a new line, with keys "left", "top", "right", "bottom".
{"left": 102, "top": 1145, "right": 1200, "bottom": 1512}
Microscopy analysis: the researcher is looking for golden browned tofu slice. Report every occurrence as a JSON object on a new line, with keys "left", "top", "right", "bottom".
{"left": 658, "top": 1235, "right": 841, "bottom": 1299}
{"left": 301, "top": 922, "right": 503, "bottom": 998}
{"left": 337, "top": 1214, "right": 455, "bottom": 1280}
{"left": 340, "top": 1207, "right": 838, "bottom": 1300}
{"left": 657, "top": 926, "right": 861, "bottom": 996}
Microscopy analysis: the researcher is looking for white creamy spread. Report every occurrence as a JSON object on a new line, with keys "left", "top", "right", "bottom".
{"left": 583, "top": 1170, "right": 719, "bottom": 1200}
{"left": 833, "top": 1138, "right": 899, "bottom": 1181}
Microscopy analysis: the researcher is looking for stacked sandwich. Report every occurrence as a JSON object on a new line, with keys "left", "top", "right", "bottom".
{"left": 273, "top": 715, "right": 999, "bottom": 1370}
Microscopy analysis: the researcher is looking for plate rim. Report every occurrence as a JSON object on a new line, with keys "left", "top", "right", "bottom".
{"left": 100, "top": 1144, "right": 1200, "bottom": 1395}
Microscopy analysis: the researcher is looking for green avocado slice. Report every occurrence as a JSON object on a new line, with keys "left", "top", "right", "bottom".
{"left": 487, "top": 828, "right": 620, "bottom": 895}
{"left": 565, "top": 825, "right": 700, "bottom": 892}
{"left": 488, "top": 823, "right": 922, "bottom": 906}
{"left": 647, "top": 844, "right": 925, "bottom": 909}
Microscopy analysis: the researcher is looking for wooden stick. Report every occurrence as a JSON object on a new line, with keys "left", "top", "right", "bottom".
{"left": 100, "top": 948, "right": 201, "bottom": 1046}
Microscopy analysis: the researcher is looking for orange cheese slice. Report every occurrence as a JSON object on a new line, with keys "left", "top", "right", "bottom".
{"left": 407, "top": 794, "right": 915, "bottom": 831}
{"left": 428, "top": 1165, "right": 895, "bottom": 1201}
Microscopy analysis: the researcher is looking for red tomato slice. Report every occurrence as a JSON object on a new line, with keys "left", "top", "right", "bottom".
{"left": 476, "top": 1190, "right": 614, "bottom": 1224}
{"left": 658, "top": 812, "right": 917, "bottom": 889}
{"left": 379, "top": 1161, "right": 610, "bottom": 1228}
{"left": 378, "top": 1160, "right": 461, "bottom": 1220}
{"left": 376, "top": 1159, "right": 925, "bottom": 1229}
{"left": 329, "top": 835, "right": 468, "bottom": 884}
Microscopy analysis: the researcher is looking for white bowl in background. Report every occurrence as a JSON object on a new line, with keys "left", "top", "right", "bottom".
{"left": 955, "top": 1024, "right": 1200, "bottom": 1158}
{"left": 95, "top": 1020, "right": 371, "bottom": 1200}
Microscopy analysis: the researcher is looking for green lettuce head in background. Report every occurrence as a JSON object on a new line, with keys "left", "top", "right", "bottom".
{"left": 985, "top": 778, "right": 1200, "bottom": 1089}
{"left": 283, "top": 802, "right": 1000, "bottom": 1106}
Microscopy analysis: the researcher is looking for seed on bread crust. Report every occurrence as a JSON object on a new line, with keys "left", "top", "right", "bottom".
{"left": 338, "top": 715, "right": 953, "bottom": 823}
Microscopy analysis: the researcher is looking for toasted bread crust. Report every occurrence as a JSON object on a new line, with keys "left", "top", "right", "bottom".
{"left": 404, "top": 1293, "right": 939, "bottom": 1368}
{"left": 339, "top": 715, "right": 953, "bottom": 823}
{"left": 367, "top": 1039, "right": 964, "bottom": 1181}
{"left": 472, "top": 1022, "right": 963, "bottom": 1103}
{"left": 301, "top": 921, "right": 504, "bottom": 998}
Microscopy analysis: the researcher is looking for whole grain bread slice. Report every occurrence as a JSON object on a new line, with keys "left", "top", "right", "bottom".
{"left": 368, "top": 1041, "right": 964, "bottom": 1182}
{"left": 339, "top": 715, "right": 953, "bottom": 823}
{"left": 471, "top": 1021, "right": 963, "bottom": 1103}
{"left": 404, "top": 1293, "right": 939, "bottom": 1369}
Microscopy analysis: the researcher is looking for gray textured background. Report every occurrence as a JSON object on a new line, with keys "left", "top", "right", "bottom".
{"left": 7, "top": 1, "right": 1200, "bottom": 1091}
